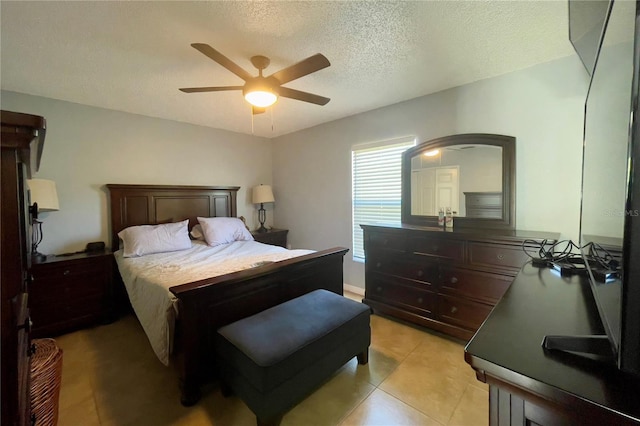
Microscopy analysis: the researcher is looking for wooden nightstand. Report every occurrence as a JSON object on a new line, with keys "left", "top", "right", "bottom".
{"left": 29, "top": 251, "right": 113, "bottom": 337}
{"left": 252, "top": 228, "right": 288, "bottom": 248}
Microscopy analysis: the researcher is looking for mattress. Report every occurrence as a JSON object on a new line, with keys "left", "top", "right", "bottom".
{"left": 114, "top": 240, "right": 314, "bottom": 365}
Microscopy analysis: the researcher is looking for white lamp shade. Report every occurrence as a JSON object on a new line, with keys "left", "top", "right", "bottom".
{"left": 252, "top": 185, "right": 275, "bottom": 204}
{"left": 27, "top": 179, "right": 59, "bottom": 211}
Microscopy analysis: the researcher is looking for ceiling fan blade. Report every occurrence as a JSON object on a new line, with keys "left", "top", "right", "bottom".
{"left": 179, "top": 86, "right": 243, "bottom": 93}
{"left": 191, "top": 43, "right": 253, "bottom": 81}
{"left": 252, "top": 106, "right": 266, "bottom": 115}
{"left": 278, "top": 87, "right": 330, "bottom": 106}
{"left": 269, "top": 54, "right": 330, "bottom": 85}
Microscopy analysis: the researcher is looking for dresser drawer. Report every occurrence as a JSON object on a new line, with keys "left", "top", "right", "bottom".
{"left": 437, "top": 294, "right": 493, "bottom": 331}
{"left": 367, "top": 253, "right": 438, "bottom": 285}
{"left": 366, "top": 274, "right": 436, "bottom": 316}
{"left": 440, "top": 267, "right": 512, "bottom": 304}
{"left": 468, "top": 242, "right": 529, "bottom": 270}
{"left": 366, "top": 230, "right": 406, "bottom": 252}
{"left": 410, "top": 236, "right": 464, "bottom": 261}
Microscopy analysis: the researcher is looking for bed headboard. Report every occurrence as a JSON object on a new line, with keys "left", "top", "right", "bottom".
{"left": 106, "top": 184, "right": 240, "bottom": 251}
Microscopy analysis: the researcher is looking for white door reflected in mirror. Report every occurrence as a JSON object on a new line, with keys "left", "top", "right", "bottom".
{"left": 410, "top": 145, "right": 501, "bottom": 217}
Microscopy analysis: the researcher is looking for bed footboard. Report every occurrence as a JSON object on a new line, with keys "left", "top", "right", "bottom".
{"left": 170, "top": 246, "right": 349, "bottom": 406}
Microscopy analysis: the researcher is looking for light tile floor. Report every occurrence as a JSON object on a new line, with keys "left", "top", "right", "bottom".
{"left": 53, "top": 291, "right": 488, "bottom": 426}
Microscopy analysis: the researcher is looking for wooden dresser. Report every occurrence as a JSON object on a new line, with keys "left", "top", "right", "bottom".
{"left": 1, "top": 110, "right": 46, "bottom": 426}
{"left": 361, "top": 224, "right": 558, "bottom": 340}
{"left": 30, "top": 251, "right": 113, "bottom": 337}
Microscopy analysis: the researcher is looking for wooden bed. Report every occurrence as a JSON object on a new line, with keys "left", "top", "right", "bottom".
{"left": 106, "top": 184, "right": 349, "bottom": 405}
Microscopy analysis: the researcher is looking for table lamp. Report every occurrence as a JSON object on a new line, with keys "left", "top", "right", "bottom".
{"left": 252, "top": 184, "right": 275, "bottom": 233}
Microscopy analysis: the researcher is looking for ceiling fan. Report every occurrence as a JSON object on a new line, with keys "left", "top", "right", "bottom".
{"left": 179, "top": 44, "right": 331, "bottom": 114}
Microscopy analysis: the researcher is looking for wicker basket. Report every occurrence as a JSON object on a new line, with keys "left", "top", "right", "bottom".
{"left": 30, "top": 338, "right": 63, "bottom": 426}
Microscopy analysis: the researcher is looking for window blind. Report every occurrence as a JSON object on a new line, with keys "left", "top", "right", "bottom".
{"left": 352, "top": 137, "right": 416, "bottom": 261}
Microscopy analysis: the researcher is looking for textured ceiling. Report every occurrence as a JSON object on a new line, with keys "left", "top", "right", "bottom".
{"left": 1, "top": 1, "right": 574, "bottom": 138}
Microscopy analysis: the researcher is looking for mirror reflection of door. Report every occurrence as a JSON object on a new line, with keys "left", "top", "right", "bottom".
{"left": 411, "top": 166, "right": 459, "bottom": 216}
{"left": 411, "top": 168, "right": 435, "bottom": 215}
{"left": 436, "top": 167, "right": 459, "bottom": 215}
{"left": 410, "top": 144, "right": 502, "bottom": 217}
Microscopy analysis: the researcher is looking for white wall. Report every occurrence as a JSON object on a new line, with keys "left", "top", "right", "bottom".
{"left": 2, "top": 54, "right": 590, "bottom": 289}
{"left": 1, "top": 91, "right": 272, "bottom": 254}
{"left": 272, "top": 55, "right": 590, "bottom": 289}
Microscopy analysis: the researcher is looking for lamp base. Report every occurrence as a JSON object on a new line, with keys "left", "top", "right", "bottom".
{"left": 31, "top": 250, "right": 47, "bottom": 263}
{"left": 256, "top": 203, "right": 268, "bottom": 233}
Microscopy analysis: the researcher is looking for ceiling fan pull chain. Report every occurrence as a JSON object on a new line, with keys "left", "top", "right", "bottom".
{"left": 251, "top": 106, "right": 255, "bottom": 135}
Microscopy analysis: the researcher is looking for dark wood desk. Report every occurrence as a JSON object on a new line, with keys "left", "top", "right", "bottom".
{"left": 465, "top": 263, "right": 640, "bottom": 425}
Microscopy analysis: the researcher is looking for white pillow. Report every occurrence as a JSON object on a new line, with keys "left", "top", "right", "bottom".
{"left": 190, "top": 224, "right": 205, "bottom": 240}
{"left": 197, "top": 217, "right": 254, "bottom": 247}
{"left": 118, "top": 219, "right": 191, "bottom": 258}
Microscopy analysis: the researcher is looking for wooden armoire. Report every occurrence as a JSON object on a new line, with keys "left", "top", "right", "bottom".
{"left": 1, "top": 110, "right": 46, "bottom": 426}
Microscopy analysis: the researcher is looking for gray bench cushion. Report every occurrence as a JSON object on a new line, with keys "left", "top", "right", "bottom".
{"left": 216, "top": 289, "right": 371, "bottom": 393}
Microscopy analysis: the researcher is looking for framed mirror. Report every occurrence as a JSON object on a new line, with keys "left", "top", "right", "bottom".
{"left": 401, "top": 133, "right": 515, "bottom": 230}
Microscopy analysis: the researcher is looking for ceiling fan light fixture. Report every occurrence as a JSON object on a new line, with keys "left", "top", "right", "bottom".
{"left": 243, "top": 77, "right": 278, "bottom": 107}
{"left": 244, "top": 90, "right": 278, "bottom": 108}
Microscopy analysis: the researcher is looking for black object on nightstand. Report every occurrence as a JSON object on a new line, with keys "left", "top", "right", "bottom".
{"left": 251, "top": 228, "right": 288, "bottom": 248}
{"left": 29, "top": 250, "right": 113, "bottom": 337}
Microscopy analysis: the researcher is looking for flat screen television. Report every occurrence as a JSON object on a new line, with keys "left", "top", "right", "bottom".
{"left": 577, "top": 0, "right": 640, "bottom": 376}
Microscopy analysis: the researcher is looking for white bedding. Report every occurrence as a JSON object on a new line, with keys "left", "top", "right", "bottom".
{"left": 114, "top": 240, "right": 314, "bottom": 365}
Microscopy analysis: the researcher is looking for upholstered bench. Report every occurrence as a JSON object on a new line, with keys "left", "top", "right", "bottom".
{"left": 215, "top": 289, "right": 371, "bottom": 426}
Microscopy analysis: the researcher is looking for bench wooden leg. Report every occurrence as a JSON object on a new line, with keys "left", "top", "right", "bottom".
{"left": 357, "top": 348, "right": 369, "bottom": 365}
{"left": 257, "top": 414, "right": 283, "bottom": 426}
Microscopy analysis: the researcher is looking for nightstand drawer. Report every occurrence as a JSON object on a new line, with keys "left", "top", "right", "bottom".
{"left": 30, "top": 295, "right": 103, "bottom": 328}
{"left": 31, "top": 256, "right": 108, "bottom": 280}
{"left": 30, "top": 274, "right": 105, "bottom": 303}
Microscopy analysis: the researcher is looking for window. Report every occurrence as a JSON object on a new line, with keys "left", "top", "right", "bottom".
{"left": 352, "top": 136, "right": 416, "bottom": 261}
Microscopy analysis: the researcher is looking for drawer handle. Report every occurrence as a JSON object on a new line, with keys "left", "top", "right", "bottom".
{"left": 376, "top": 262, "right": 382, "bottom": 269}
{"left": 496, "top": 254, "right": 505, "bottom": 260}
{"left": 417, "top": 270, "right": 424, "bottom": 277}
{"left": 417, "top": 297, "right": 423, "bottom": 304}
{"left": 450, "top": 276, "right": 458, "bottom": 284}
{"left": 63, "top": 270, "right": 71, "bottom": 275}
{"left": 376, "top": 286, "right": 382, "bottom": 292}
{"left": 451, "top": 306, "right": 458, "bottom": 314}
